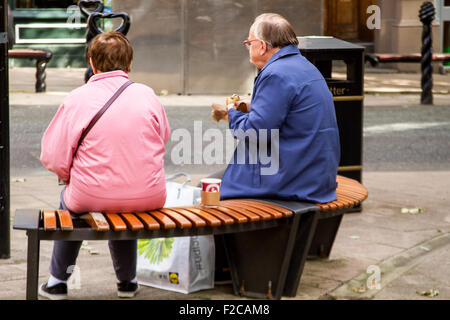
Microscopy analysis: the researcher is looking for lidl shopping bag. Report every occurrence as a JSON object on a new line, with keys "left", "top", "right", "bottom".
{"left": 136, "top": 173, "right": 215, "bottom": 293}
{"left": 137, "top": 235, "right": 215, "bottom": 294}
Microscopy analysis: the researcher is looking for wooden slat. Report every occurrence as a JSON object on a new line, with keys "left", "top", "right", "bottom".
{"left": 331, "top": 200, "right": 345, "bottom": 210}
{"left": 251, "top": 200, "right": 294, "bottom": 217}
{"left": 210, "top": 206, "right": 248, "bottom": 223}
{"left": 157, "top": 208, "right": 193, "bottom": 229}
{"left": 339, "top": 188, "right": 368, "bottom": 200}
{"left": 193, "top": 207, "right": 235, "bottom": 225}
{"left": 335, "top": 197, "right": 356, "bottom": 208}
{"left": 148, "top": 210, "right": 177, "bottom": 229}
{"left": 336, "top": 193, "right": 358, "bottom": 206}
{"left": 316, "top": 203, "right": 331, "bottom": 212}
{"left": 338, "top": 187, "right": 367, "bottom": 198}
{"left": 80, "top": 212, "right": 110, "bottom": 231}
{"left": 42, "top": 210, "right": 57, "bottom": 231}
{"left": 221, "top": 204, "right": 272, "bottom": 221}
{"left": 336, "top": 191, "right": 359, "bottom": 204}
{"left": 56, "top": 210, "right": 73, "bottom": 231}
{"left": 120, "top": 213, "right": 145, "bottom": 231}
{"left": 166, "top": 208, "right": 209, "bottom": 227}
{"left": 177, "top": 207, "right": 222, "bottom": 227}
{"left": 333, "top": 199, "right": 350, "bottom": 209}
{"left": 226, "top": 200, "right": 283, "bottom": 219}
{"left": 218, "top": 206, "right": 260, "bottom": 222}
{"left": 104, "top": 213, "right": 127, "bottom": 231}
{"left": 135, "top": 212, "right": 160, "bottom": 230}
{"left": 337, "top": 182, "right": 368, "bottom": 193}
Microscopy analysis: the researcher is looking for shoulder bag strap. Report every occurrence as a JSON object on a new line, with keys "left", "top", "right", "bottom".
{"left": 73, "top": 80, "right": 133, "bottom": 158}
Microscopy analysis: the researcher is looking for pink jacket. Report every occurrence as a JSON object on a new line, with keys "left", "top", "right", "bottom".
{"left": 40, "top": 70, "right": 170, "bottom": 213}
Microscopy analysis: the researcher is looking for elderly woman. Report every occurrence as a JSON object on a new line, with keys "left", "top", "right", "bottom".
{"left": 39, "top": 32, "right": 170, "bottom": 299}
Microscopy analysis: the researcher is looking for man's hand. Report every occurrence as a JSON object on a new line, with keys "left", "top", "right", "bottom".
{"left": 211, "top": 103, "right": 229, "bottom": 122}
{"left": 235, "top": 98, "right": 251, "bottom": 113}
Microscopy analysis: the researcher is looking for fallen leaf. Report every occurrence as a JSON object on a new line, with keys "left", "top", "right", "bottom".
{"left": 352, "top": 286, "right": 366, "bottom": 293}
{"left": 400, "top": 207, "right": 424, "bottom": 215}
{"left": 416, "top": 289, "right": 439, "bottom": 297}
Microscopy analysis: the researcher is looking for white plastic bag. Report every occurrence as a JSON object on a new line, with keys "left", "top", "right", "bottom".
{"left": 163, "top": 173, "right": 201, "bottom": 207}
{"left": 136, "top": 173, "right": 215, "bottom": 294}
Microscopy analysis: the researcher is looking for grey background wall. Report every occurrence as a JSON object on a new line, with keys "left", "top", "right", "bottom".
{"left": 114, "top": 0, "right": 323, "bottom": 95}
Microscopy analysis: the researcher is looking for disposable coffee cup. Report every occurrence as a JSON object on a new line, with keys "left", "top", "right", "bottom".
{"left": 201, "top": 178, "right": 221, "bottom": 193}
{"left": 200, "top": 178, "right": 221, "bottom": 207}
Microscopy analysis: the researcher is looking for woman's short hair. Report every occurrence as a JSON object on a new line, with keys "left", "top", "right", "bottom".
{"left": 87, "top": 32, "right": 133, "bottom": 73}
{"left": 251, "top": 13, "right": 299, "bottom": 48}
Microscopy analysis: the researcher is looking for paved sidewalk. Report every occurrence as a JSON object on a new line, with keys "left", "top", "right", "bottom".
{"left": 8, "top": 67, "right": 450, "bottom": 107}
{"left": 1, "top": 67, "right": 449, "bottom": 300}
{"left": 2, "top": 172, "right": 449, "bottom": 300}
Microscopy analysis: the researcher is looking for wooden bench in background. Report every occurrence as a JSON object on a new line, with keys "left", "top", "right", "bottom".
{"left": 13, "top": 176, "right": 368, "bottom": 300}
{"left": 8, "top": 49, "right": 53, "bottom": 92}
{"left": 365, "top": 53, "right": 450, "bottom": 67}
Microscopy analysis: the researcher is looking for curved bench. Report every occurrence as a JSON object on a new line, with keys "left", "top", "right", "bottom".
{"left": 13, "top": 176, "right": 368, "bottom": 300}
{"left": 365, "top": 53, "right": 450, "bottom": 67}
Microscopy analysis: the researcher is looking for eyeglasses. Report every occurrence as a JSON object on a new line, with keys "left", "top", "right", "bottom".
{"left": 243, "top": 39, "right": 261, "bottom": 49}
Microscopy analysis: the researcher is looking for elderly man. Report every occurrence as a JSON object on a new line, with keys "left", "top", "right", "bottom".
{"left": 212, "top": 13, "right": 340, "bottom": 203}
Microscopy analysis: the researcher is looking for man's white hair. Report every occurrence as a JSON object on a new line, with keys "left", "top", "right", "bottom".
{"left": 250, "top": 13, "right": 298, "bottom": 49}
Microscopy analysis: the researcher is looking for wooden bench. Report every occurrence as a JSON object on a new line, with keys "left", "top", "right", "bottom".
{"left": 8, "top": 49, "right": 53, "bottom": 92}
{"left": 365, "top": 53, "right": 450, "bottom": 67}
{"left": 13, "top": 176, "right": 367, "bottom": 300}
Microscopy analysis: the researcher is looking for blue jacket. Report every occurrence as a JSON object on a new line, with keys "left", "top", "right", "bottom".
{"left": 220, "top": 44, "right": 340, "bottom": 203}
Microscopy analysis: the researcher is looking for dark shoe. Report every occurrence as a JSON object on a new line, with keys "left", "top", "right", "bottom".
{"left": 117, "top": 281, "right": 139, "bottom": 298}
{"left": 38, "top": 282, "right": 68, "bottom": 300}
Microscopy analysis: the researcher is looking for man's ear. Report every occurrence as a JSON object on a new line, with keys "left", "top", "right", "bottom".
{"left": 259, "top": 41, "right": 268, "bottom": 56}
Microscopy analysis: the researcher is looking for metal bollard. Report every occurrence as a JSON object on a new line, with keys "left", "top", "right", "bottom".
{"left": 79, "top": 1, "right": 131, "bottom": 83}
{"left": 78, "top": 0, "right": 104, "bottom": 83}
{"left": 419, "top": 1, "right": 436, "bottom": 105}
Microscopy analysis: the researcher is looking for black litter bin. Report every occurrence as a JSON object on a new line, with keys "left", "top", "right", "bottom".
{"left": 299, "top": 36, "right": 365, "bottom": 183}
{"left": 299, "top": 36, "right": 365, "bottom": 259}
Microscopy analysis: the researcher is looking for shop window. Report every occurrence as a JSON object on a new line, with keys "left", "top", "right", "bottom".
{"left": 15, "top": 0, "right": 79, "bottom": 9}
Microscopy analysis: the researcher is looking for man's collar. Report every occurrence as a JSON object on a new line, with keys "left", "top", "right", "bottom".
{"left": 259, "top": 44, "right": 300, "bottom": 73}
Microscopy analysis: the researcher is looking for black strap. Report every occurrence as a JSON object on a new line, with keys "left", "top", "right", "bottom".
{"left": 73, "top": 80, "right": 133, "bottom": 158}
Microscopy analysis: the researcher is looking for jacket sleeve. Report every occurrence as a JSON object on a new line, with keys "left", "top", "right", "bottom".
{"left": 228, "top": 73, "right": 295, "bottom": 133}
{"left": 40, "top": 102, "right": 81, "bottom": 181}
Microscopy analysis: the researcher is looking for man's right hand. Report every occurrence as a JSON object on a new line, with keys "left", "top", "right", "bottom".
{"left": 235, "top": 98, "right": 251, "bottom": 113}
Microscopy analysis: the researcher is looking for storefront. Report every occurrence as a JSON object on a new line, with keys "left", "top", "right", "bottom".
{"left": 9, "top": 0, "right": 89, "bottom": 67}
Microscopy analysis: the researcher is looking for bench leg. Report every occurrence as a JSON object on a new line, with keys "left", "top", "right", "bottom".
{"left": 283, "top": 210, "right": 319, "bottom": 297}
{"left": 214, "top": 235, "right": 231, "bottom": 283}
{"left": 308, "top": 214, "right": 343, "bottom": 259}
{"left": 35, "top": 59, "right": 49, "bottom": 93}
{"left": 26, "top": 230, "right": 40, "bottom": 300}
{"left": 223, "top": 214, "right": 302, "bottom": 300}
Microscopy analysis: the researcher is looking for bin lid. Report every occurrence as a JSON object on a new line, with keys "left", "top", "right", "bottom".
{"left": 298, "top": 36, "right": 365, "bottom": 52}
